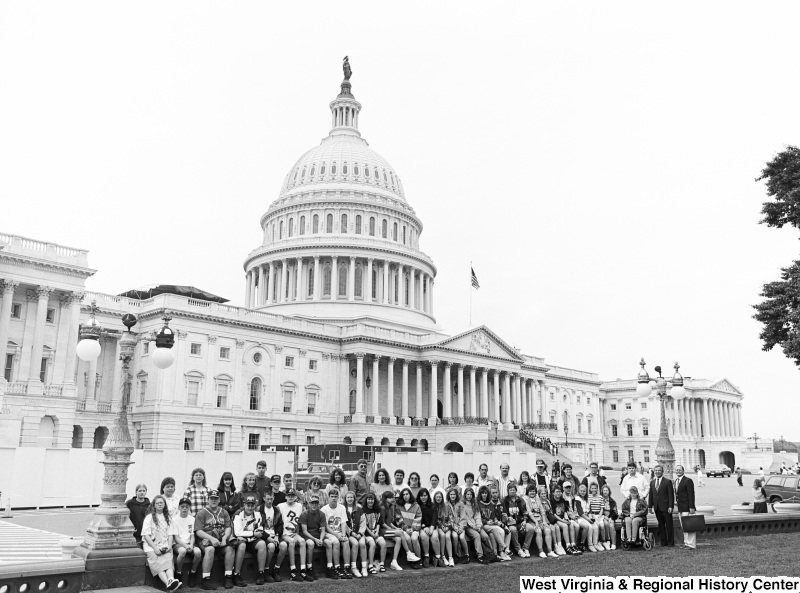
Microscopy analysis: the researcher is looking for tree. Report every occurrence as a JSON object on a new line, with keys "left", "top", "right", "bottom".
{"left": 753, "top": 146, "right": 800, "bottom": 366}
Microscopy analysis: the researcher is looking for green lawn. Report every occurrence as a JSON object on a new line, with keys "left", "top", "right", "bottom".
{"left": 231, "top": 533, "right": 800, "bottom": 593}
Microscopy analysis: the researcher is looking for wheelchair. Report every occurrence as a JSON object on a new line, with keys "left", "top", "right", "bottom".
{"left": 619, "top": 519, "right": 655, "bottom": 551}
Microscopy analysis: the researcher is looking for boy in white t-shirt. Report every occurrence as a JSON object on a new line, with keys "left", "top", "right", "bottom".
{"left": 172, "top": 498, "right": 202, "bottom": 587}
{"left": 321, "top": 489, "right": 351, "bottom": 577}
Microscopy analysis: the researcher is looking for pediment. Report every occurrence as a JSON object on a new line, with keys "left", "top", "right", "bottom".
{"left": 434, "top": 326, "right": 523, "bottom": 361}
{"left": 708, "top": 379, "right": 742, "bottom": 396}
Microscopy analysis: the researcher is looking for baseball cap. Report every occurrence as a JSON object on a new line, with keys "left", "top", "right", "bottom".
{"left": 243, "top": 494, "right": 258, "bottom": 504}
{"left": 208, "top": 489, "right": 221, "bottom": 498}
{"left": 536, "top": 460, "right": 545, "bottom": 467}
{"left": 562, "top": 482, "right": 572, "bottom": 489}
{"left": 179, "top": 498, "right": 192, "bottom": 507}
{"left": 308, "top": 495, "right": 320, "bottom": 503}
{"left": 270, "top": 474, "right": 282, "bottom": 483}
{"left": 286, "top": 488, "right": 297, "bottom": 497}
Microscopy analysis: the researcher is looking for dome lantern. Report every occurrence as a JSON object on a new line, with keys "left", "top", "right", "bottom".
{"left": 329, "top": 57, "right": 362, "bottom": 139}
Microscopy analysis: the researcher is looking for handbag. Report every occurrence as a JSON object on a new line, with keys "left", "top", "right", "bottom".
{"left": 679, "top": 514, "right": 706, "bottom": 533}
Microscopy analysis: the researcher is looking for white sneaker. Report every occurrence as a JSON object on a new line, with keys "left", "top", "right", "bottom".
{"left": 351, "top": 566, "right": 362, "bottom": 578}
{"left": 547, "top": 551, "right": 558, "bottom": 558}
{"left": 603, "top": 542, "right": 611, "bottom": 550}
{"left": 500, "top": 552, "right": 512, "bottom": 561}
{"left": 390, "top": 560, "right": 403, "bottom": 571}
{"left": 610, "top": 544, "right": 616, "bottom": 550}
{"left": 406, "top": 552, "right": 421, "bottom": 562}
{"left": 588, "top": 545, "right": 597, "bottom": 552}
{"left": 539, "top": 552, "right": 547, "bottom": 558}
{"left": 449, "top": 557, "right": 455, "bottom": 567}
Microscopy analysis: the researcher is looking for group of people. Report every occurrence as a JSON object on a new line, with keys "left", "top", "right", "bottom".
{"left": 125, "top": 458, "right": 701, "bottom": 590}
{"left": 518, "top": 429, "right": 558, "bottom": 458}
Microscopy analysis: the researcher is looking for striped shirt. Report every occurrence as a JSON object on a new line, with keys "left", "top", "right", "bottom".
{"left": 588, "top": 495, "right": 604, "bottom": 515}
{"left": 183, "top": 485, "right": 209, "bottom": 516}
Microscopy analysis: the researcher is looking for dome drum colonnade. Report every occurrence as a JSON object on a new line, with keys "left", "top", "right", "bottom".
{"left": 343, "top": 351, "right": 555, "bottom": 430}
{"left": 243, "top": 72, "right": 436, "bottom": 326}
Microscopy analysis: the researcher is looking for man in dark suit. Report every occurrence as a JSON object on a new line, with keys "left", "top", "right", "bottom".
{"left": 673, "top": 465, "right": 696, "bottom": 549}
{"left": 648, "top": 464, "right": 675, "bottom": 546}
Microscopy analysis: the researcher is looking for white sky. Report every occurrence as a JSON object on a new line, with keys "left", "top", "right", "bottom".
{"left": 1, "top": 2, "right": 799, "bottom": 440}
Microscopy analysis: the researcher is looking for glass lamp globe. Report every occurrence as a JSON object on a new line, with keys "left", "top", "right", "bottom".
{"left": 636, "top": 382, "right": 652, "bottom": 397}
{"left": 670, "top": 385, "right": 686, "bottom": 399}
{"left": 152, "top": 347, "right": 175, "bottom": 369}
{"left": 76, "top": 338, "right": 101, "bottom": 362}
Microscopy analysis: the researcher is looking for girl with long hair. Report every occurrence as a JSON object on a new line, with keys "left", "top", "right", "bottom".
{"left": 518, "top": 471, "right": 533, "bottom": 493}
{"left": 447, "top": 488, "right": 467, "bottom": 564}
{"left": 416, "top": 488, "right": 441, "bottom": 567}
{"left": 433, "top": 490, "right": 454, "bottom": 567}
{"left": 576, "top": 483, "right": 599, "bottom": 552}
{"left": 183, "top": 468, "right": 208, "bottom": 516}
{"left": 126, "top": 483, "right": 150, "bottom": 546}
{"left": 142, "top": 494, "right": 181, "bottom": 591}
{"left": 217, "top": 472, "right": 241, "bottom": 518}
{"left": 328, "top": 468, "right": 349, "bottom": 498}
{"left": 600, "top": 484, "right": 618, "bottom": 549}
{"left": 160, "top": 477, "right": 179, "bottom": 518}
{"left": 361, "top": 493, "right": 387, "bottom": 573}
{"left": 455, "top": 488, "right": 486, "bottom": 564}
{"left": 344, "top": 490, "right": 368, "bottom": 578}
{"left": 477, "top": 486, "right": 507, "bottom": 559}
{"left": 523, "top": 484, "right": 555, "bottom": 558}
{"left": 379, "top": 490, "right": 417, "bottom": 570}
{"left": 303, "top": 476, "right": 328, "bottom": 509}
{"left": 445, "top": 472, "right": 462, "bottom": 498}
{"left": 371, "top": 468, "right": 393, "bottom": 499}
{"left": 549, "top": 485, "right": 577, "bottom": 555}
{"left": 398, "top": 487, "right": 423, "bottom": 567}
{"left": 407, "top": 472, "right": 422, "bottom": 499}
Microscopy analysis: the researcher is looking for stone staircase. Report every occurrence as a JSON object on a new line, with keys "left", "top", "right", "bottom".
{"left": 491, "top": 429, "right": 587, "bottom": 474}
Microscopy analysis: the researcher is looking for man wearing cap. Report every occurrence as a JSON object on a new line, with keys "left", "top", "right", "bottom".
{"left": 299, "top": 495, "right": 330, "bottom": 579}
{"left": 620, "top": 462, "right": 650, "bottom": 501}
{"left": 194, "top": 490, "right": 235, "bottom": 590}
{"left": 269, "top": 475, "right": 287, "bottom": 506}
{"left": 348, "top": 459, "right": 370, "bottom": 503}
{"left": 580, "top": 462, "right": 607, "bottom": 494}
{"left": 259, "top": 491, "right": 287, "bottom": 582}
{"left": 232, "top": 494, "right": 266, "bottom": 586}
{"left": 533, "top": 460, "right": 551, "bottom": 493}
{"left": 277, "top": 489, "right": 314, "bottom": 582}
{"left": 255, "top": 461, "right": 271, "bottom": 504}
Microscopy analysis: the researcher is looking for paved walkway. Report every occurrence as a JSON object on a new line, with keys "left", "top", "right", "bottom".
{"left": 0, "top": 520, "right": 65, "bottom": 565}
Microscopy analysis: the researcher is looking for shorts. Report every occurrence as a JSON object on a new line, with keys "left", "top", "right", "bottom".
{"left": 239, "top": 540, "right": 263, "bottom": 554}
{"left": 172, "top": 543, "right": 198, "bottom": 555}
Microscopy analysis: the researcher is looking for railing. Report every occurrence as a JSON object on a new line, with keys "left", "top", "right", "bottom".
{"left": 187, "top": 298, "right": 212, "bottom": 308}
{"left": 76, "top": 400, "right": 86, "bottom": 411}
{"left": 411, "top": 418, "right": 426, "bottom": 427}
{"left": 343, "top": 415, "right": 353, "bottom": 423}
{"left": 475, "top": 439, "right": 514, "bottom": 446}
{"left": 366, "top": 415, "right": 375, "bottom": 423}
{"left": 397, "top": 417, "right": 406, "bottom": 426}
{"left": 97, "top": 402, "right": 112, "bottom": 413}
{"left": 43, "top": 385, "right": 63, "bottom": 396}
{"left": 441, "top": 416, "right": 489, "bottom": 426}
{"left": 381, "top": 416, "right": 391, "bottom": 424}
{"left": 556, "top": 442, "right": 584, "bottom": 449}
{"left": 524, "top": 422, "right": 559, "bottom": 431}
{"left": 6, "top": 382, "right": 27, "bottom": 394}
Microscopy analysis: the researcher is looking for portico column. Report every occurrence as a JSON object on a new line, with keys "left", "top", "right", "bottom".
{"left": 678, "top": 399, "right": 686, "bottom": 437}
{"left": 690, "top": 399, "right": 698, "bottom": 438}
{"left": 331, "top": 256, "right": 339, "bottom": 301}
{"left": 63, "top": 291, "right": 82, "bottom": 386}
{"left": 245, "top": 271, "right": 252, "bottom": 307}
{"left": 398, "top": 264, "right": 405, "bottom": 307}
{"left": 387, "top": 357, "right": 395, "bottom": 419}
{"left": 429, "top": 278, "right": 434, "bottom": 317}
{"left": 366, "top": 258, "right": 374, "bottom": 302}
{"left": 86, "top": 356, "right": 98, "bottom": 400}
{"left": 348, "top": 256, "right": 356, "bottom": 302}
{"left": 262, "top": 265, "right": 269, "bottom": 305}
{"left": 268, "top": 262, "right": 276, "bottom": 303}
{"left": 277, "top": 259, "right": 286, "bottom": 303}
{"left": 492, "top": 371, "right": 501, "bottom": 423}
{"left": 401, "top": 360, "right": 409, "bottom": 419}
{"left": 480, "top": 368, "right": 489, "bottom": 420}
{"left": 726, "top": 402, "right": 733, "bottom": 438}
{"left": 443, "top": 362, "right": 452, "bottom": 418}
{"left": 712, "top": 400, "right": 720, "bottom": 437}
{"left": 469, "top": 367, "right": 477, "bottom": 417}
{"left": 413, "top": 271, "right": 419, "bottom": 309}
{"left": 540, "top": 381, "right": 548, "bottom": 422}
{"left": 737, "top": 404, "right": 744, "bottom": 437}
{"left": 296, "top": 257, "right": 303, "bottom": 301}
{"left": 415, "top": 363, "right": 423, "bottom": 419}
{"left": 0, "top": 281, "right": 19, "bottom": 384}
{"left": 515, "top": 375, "right": 522, "bottom": 425}
{"left": 503, "top": 372, "right": 512, "bottom": 427}
{"left": 313, "top": 257, "right": 321, "bottom": 300}
{"left": 355, "top": 353, "right": 365, "bottom": 415}
{"left": 457, "top": 364, "right": 465, "bottom": 418}
{"left": 28, "top": 286, "right": 53, "bottom": 387}
{"left": 371, "top": 356, "right": 380, "bottom": 417}
{"left": 382, "top": 261, "right": 389, "bottom": 304}
{"left": 521, "top": 378, "right": 528, "bottom": 425}
{"left": 429, "top": 361, "right": 439, "bottom": 419}
{"left": 701, "top": 397, "right": 709, "bottom": 438}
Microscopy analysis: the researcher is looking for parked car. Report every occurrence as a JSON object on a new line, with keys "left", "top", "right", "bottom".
{"left": 764, "top": 474, "right": 800, "bottom": 504}
{"left": 705, "top": 464, "right": 731, "bottom": 478}
{"left": 292, "top": 462, "right": 339, "bottom": 491}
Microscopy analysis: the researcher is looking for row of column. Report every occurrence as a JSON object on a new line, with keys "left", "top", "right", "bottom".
{"left": 245, "top": 257, "right": 434, "bottom": 315}
{"left": 662, "top": 397, "right": 743, "bottom": 440}
{"left": 350, "top": 353, "right": 549, "bottom": 426}
{"left": 0, "top": 280, "right": 83, "bottom": 389}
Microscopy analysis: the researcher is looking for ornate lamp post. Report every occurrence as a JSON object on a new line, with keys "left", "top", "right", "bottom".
{"left": 753, "top": 432, "right": 759, "bottom": 450}
{"left": 73, "top": 310, "right": 175, "bottom": 587}
{"left": 636, "top": 358, "right": 685, "bottom": 481}
{"left": 492, "top": 420, "right": 500, "bottom": 444}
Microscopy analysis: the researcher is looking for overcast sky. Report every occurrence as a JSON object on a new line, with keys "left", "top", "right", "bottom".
{"left": 2, "top": 2, "right": 799, "bottom": 441}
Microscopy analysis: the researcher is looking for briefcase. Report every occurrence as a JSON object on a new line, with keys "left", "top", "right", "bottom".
{"left": 679, "top": 514, "right": 706, "bottom": 533}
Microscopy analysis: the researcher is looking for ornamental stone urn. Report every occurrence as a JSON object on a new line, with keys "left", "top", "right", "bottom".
{"left": 729, "top": 504, "right": 752, "bottom": 515}
{"left": 695, "top": 505, "right": 716, "bottom": 516}
{"left": 773, "top": 502, "right": 800, "bottom": 514}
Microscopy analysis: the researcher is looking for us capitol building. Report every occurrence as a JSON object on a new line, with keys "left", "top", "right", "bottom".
{"left": 0, "top": 66, "right": 747, "bottom": 470}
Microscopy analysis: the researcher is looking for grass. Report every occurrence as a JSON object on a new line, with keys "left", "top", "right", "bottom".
{"left": 226, "top": 532, "right": 800, "bottom": 593}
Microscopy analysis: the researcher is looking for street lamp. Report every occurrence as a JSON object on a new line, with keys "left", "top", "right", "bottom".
{"left": 492, "top": 420, "right": 500, "bottom": 444}
{"left": 636, "top": 358, "right": 685, "bottom": 480}
{"left": 75, "top": 311, "right": 175, "bottom": 581}
{"left": 753, "top": 432, "right": 759, "bottom": 450}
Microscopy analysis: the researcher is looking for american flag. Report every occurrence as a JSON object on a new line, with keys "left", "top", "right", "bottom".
{"left": 471, "top": 267, "right": 480, "bottom": 290}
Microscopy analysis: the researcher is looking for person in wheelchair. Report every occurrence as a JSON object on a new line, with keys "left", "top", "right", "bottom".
{"left": 620, "top": 486, "right": 648, "bottom": 544}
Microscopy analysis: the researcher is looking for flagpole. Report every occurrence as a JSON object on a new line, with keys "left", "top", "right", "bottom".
{"left": 470, "top": 260, "right": 472, "bottom": 326}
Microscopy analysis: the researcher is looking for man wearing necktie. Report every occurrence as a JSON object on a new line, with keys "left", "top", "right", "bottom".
{"left": 648, "top": 465, "right": 675, "bottom": 546}
{"left": 673, "top": 465, "right": 696, "bottom": 549}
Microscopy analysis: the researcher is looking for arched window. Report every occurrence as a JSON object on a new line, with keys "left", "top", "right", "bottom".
{"left": 271, "top": 223, "right": 275, "bottom": 242}
{"left": 372, "top": 270, "right": 377, "bottom": 299}
{"left": 369, "top": 217, "right": 375, "bottom": 236}
{"left": 374, "top": 167, "right": 379, "bottom": 180}
{"left": 338, "top": 264, "right": 347, "bottom": 297}
{"left": 355, "top": 215, "right": 362, "bottom": 234}
{"left": 381, "top": 220, "right": 387, "bottom": 238}
{"left": 249, "top": 377, "right": 262, "bottom": 411}
{"left": 343, "top": 162, "right": 348, "bottom": 175}
{"left": 402, "top": 226, "right": 406, "bottom": 244}
{"left": 321, "top": 163, "right": 326, "bottom": 176}
{"left": 310, "top": 165, "right": 315, "bottom": 177}
{"left": 365, "top": 167, "right": 370, "bottom": 178}
{"left": 299, "top": 215, "right": 305, "bottom": 235}
{"left": 326, "top": 214, "right": 333, "bottom": 233}
{"left": 341, "top": 213, "right": 348, "bottom": 233}
{"left": 312, "top": 214, "right": 319, "bottom": 234}
{"left": 300, "top": 167, "right": 306, "bottom": 180}
{"left": 393, "top": 222, "right": 398, "bottom": 241}
{"left": 349, "top": 390, "right": 357, "bottom": 415}
{"left": 279, "top": 220, "right": 284, "bottom": 239}
{"left": 355, "top": 267, "right": 363, "bottom": 298}
{"left": 331, "top": 162, "right": 337, "bottom": 175}
{"left": 323, "top": 266, "right": 332, "bottom": 297}
{"left": 288, "top": 218, "right": 294, "bottom": 238}
{"left": 354, "top": 165, "right": 360, "bottom": 177}
{"left": 307, "top": 266, "right": 314, "bottom": 297}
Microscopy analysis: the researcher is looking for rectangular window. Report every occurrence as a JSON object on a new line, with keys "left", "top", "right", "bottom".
{"left": 309, "top": 359, "right": 318, "bottom": 371}
{"left": 248, "top": 434, "right": 260, "bottom": 450}
{"left": 586, "top": 396, "right": 591, "bottom": 405}
{"left": 11, "top": 303, "right": 21, "bottom": 319}
{"left": 219, "top": 347, "right": 230, "bottom": 360}
{"left": 306, "top": 435, "right": 316, "bottom": 445}
{"left": 612, "top": 450, "right": 619, "bottom": 463}
{"left": 577, "top": 418, "right": 582, "bottom": 433}
{"left": 576, "top": 395, "right": 581, "bottom": 404}
{"left": 307, "top": 392, "right": 316, "bottom": 415}
{"left": 611, "top": 424, "right": 618, "bottom": 437}
{"left": 587, "top": 419, "right": 592, "bottom": 433}
{"left": 187, "top": 380, "right": 199, "bottom": 406}
{"left": 4, "top": 354, "right": 13, "bottom": 382}
{"left": 627, "top": 450, "right": 635, "bottom": 463}
{"left": 45, "top": 308, "right": 55, "bottom": 323}
{"left": 550, "top": 392, "right": 555, "bottom": 401}
{"left": 643, "top": 425, "right": 649, "bottom": 436}
{"left": 190, "top": 343, "right": 202, "bottom": 356}
{"left": 214, "top": 432, "right": 225, "bottom": 451}
{"left": 282, "top": 434, "right": 291, "bottom": 445}
{"left": 285, "top": 356, "right": 294, "bottom": 368}
{"left": 643, "top": 449, "right": 650, "bottom": 463}
{"left": 39, "top": 357, "right": 47, "bottom": 383}
{"left": 216, "top": 383, "right": 228, "bottom": 408}
{"left": 283, "top": 390, "right": 292, "bottom": 413}
{"left": 626, "top": 423, "right": 633, "bottom": 437}
{"left": 139, "top": 379, "right": 147, "bottom": 403}
{"left": 640, "top": 402, "right": 647, "bottom": 410}
{"left": 142, "top": 342, "right": 149, "bottom": 355}
{"left": 625, "top": 402, "right": 632, "bottom": 410}
{"left": 184, "top": 430, "right": 195, "bottom": 451}
{"left": 610, "top": 403, "right": 617, "bottom": 411}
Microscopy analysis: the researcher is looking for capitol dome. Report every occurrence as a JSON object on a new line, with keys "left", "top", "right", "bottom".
{"left": 242, "top": 68, "right": 437, "bottom": 330}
